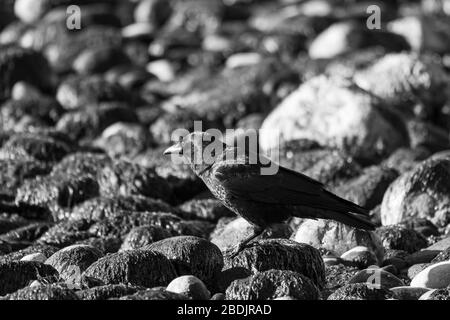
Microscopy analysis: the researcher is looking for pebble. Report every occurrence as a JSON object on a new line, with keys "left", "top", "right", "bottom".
{"left": 166, "top": 275, "right": 211, "bottom": 300}
{"left": 340, "top": 246, "right": 378, "bottom": 269}
{"left": 20, "top": 253, "right": 46, "bottom": 263}
{"left": 410, "top": 261, "right": 450, "bottom": 288}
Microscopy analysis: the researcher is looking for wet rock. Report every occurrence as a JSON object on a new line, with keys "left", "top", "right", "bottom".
{"left": 380, "top": 157, "right": 450, "bottom": 227}
{"left": 0, "top": 260, "right": 58, "bottom": 295}
{"left": 56, "top": 75, "right": 130, "bottom": 111}
{"left": 0, "top": 45, "right": 53, "bottom": 101}
{"left": 121, "top": 225, "right": 172, "bottom": 251}
{"left": 37, "top": 219, "right": 93, "bottom": 248}
{"left": 419, "top": 287, "right": 450, "bottom": 300}
{"left": 226, "top": 269, "right": 320, "bottom": 300}
{"left": 431, "top": 247, "right": 450, "bottom": 263}
{"left": 97, "top": 159, "right": 173, "bottom": 203}
{"left": 0, "top": 159, "right": 51, "bottom": 197}
{"left": 324, "top": 264, "right": 360, "bottom": 295}
{"left": 83, "top": 250, "right": 176, "bottom": 288}
{"left": 382, "top": 147, "right": 431, "bottom": 174}
{"left": 327, "top": 283, "right": 394, "bottom": 300}
{"left": 144, "top": 236, "right": 223, "bottom": 287}
{"left": 1, "top": 284, "right": 78, "bottom": 300}
{"left": 293, "top": 219, "right": 384, "bottom": 263}
{"left": 340, "top": 246, "right": 378, "bottom": 269}
{"left": 51, "top": 152, "right": 111, "bottom": 177}
{"left": 56, "top": 103, "right": 139, "bottom": 141}
{"left": 349, "top": 268, "right": 404, "bottom": 289}
{"left": 225, "top": 239, "right": 325, "bottom": 289}
{"left": 376, "top": 225, "right": 428, "bottom": 254}
{"left": 210, "top": 217, "right": 292, "bottom": 252}
{"left": 45, "top": 244, "right": 103, "bottom": 285}
{"left": 382, "top": 249, "right": 409, "bottom": 270}
{"left": 390, "top": 286, "right": 431, "bottom": 300}
{"left": 260, "top": 76, "right": 407, "bottom": 163}
{"left": 334, "top": 166, "right": 398, "bottom": 210}
{"left": 410, "top": 261, "right": 450, "bottom": 288}
{"left": 0, "top": 244, "right": 58, "bottom": 263}
{"left": 0, "top": 133, "right": 75, "bottom": 163}
{"left": 76, "top": 236, "right": 122, "bottom": 255}
{"left": 95, "top": 122, "right": 153, "bottom": 158}
{"left": 118, "top": 287, "right": 187, "bottom": 300}
{"left": 215, "top": 267, "right": 252, "bottom": 294}
{"left": 166, "top": 275, "right": 211, "bottom": 300}
{"left": 69, "top": 195, "right": 175, "bottom": 221}
{"left": 76, "top": 284, "right": 144, "bottom": 300}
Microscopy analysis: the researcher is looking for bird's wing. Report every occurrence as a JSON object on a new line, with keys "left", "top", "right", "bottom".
{"left": 211, "top": 153, "right": 326, "bottom": 205}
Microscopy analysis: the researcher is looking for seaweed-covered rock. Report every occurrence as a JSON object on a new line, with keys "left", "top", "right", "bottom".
{"left": 0, "top": 244, "right": 59, "bottom": 263}
{"left": 37, "top": 219, "right": 93, "bottom": 248}
{"left": 381, "top": 157, "right": 450, "bottom": 227}
{"left": 210, "top": 217, "right": 292, "bottom": 252}
{"left": 143, "top": 236, "right": 223, "bottom": 287}
{"left": 95, "top": 122, "right": 153, "bottom": 158}
{"left": 324, "top": 264, "right": 360, "bottom": 295}
{"left": 76, "top": 284, "right": 144, "bottom": 300}
{"left": 45, "top": 244, "right": 103, "bottom": 285}
{"left": 118, "top": 287, "right": 187, "bottom": 300}
{"left": 420, "top": 287, "right": 450, "bottom": 300}
{"left": 133, "top": 147, "right": 205, "bottom": 202}
{"left": 0, "top": 133, "right": 75, "bottom": 163}
{"left": 121, "top": 225, "right": 171, "bottom": 251}
{"left": 0, "top": 284, "right": 79, "bottom": 300}
{"left": 375, "top": 225, "right": 428, "bottom": 253}
{"left": 340, "top": 246, "right": 378, "bottom": 269}
{"left": 225, "top": 239, "right": 325, "bottom": 289}
{"left": 0, "top": 45, "right": 53, "bottom": 101}
{"left": 260, "top": 75, "right": 407, "bottom": 163}
{"left": 226, "top": 269, "right": 320, "bottom": 300}
{"left": 97, "top": 160, "right": 173, "bottom": 203}
{"left": 327, "top": 283, "right": 394, "bottom": 300}
{"left": 293, "top": 219, "right": 384, "bottom": 263}
{"left": 166, "top": 275, "right": 211, "bottom": 300}
{"left": 15, "top": 173, "right": 99, "bottom": 221}
{"left": 83, "top": 250, "right": 176, "bottom": 288}
{"left": 75, "top": 236, "right": 122, "bottom": 255}
{"left": 56, "top": 103, "right": 139, "bottom": 141}
{"left": 69, "top": 195, "right": 175, "bottom": 221}
{"left": 0, "top": 222, "right": 52, "bottom": 243}
{"left": 56, "top": 75, "right": 130, "bottom": 111}
{"left": 0, "top": 260, "right": 58, "bottom": 295}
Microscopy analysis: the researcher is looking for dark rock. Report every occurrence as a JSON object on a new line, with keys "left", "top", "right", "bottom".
{"left": 121, "top": 225, "right": 172, "bottom": 251}
{"left": 0, "top": 284, "right": 78, "bottom": 300}
{"left": 75, "top": 236, "right": 122, "bottom": 255}
{"left": 83, "top": 250, "right": 177, "bottom": 288}
{"left": 215, "top": 267, "right": 252, "bottom": 294}
{"left": 178, "top": 199, "right": 235, "bottom": 222}
{"left": 0, "top": 45, "right": 53, "bottom": 101}
{"left": 376, "top": 225, "right": 428, "bottom": 254}
{"left": 56, "top": 103, "right": 139, "bottom": 141}
{"left": 45, "top": 244, "right": 103, "bottom": 285}
{"left": 76, "top": 284, "right": 144, "bottom": 300}
{"left": 334, "top": 166, "right": 398, "bottom": 210}
{"left": 327, "top": 283, "right": 394, "bottom": 300}
{"left": 51, "top": 153, "right": 110, "bottom": 177}
{"left": 381, "top": 157, "right": 450, "bottom": 227}
{"left": 97, "top": 159, "right": 173, "bottom": 203}
{"left": 226, "top": 269, "right": 320, "bottom": 300}
{"left": 382, "top": 147, "right": 431, "bottom": 174}
{"left": 390, "top": 286, "right": 431, "bottom": 300}
{"left": 0, "top": 222, "right": 52, "bottom": 243}
{"left": 56, "top": 75, "right": 130, "bottom": 111}
{"left": 0, "top": 260, "right": 58, "bottom": 295}
{"left": 144, "top": 236, "right": 223, "bottom": 287}
{"left": 118, "top": 287, "right": 188, "bottom": 300}
{"left": 422, "top": 287, "right": 450, "bottom": 300}
{"left": 37, "top": 219, "right": 94, "bottom": 248}
{"left": 73, "top": 46, "right": 129, "bottom": 75}
{"left": 431, "top": 247, "right": 450, "bottom": 263}
{"left": 324, "top": 264, "right": 360, "bottom": 297}
{"left": 0, "top": 244, "right": 59, "bottom": 263}
{"left": 225, "top": 239, "right": 325, "bottom": 289}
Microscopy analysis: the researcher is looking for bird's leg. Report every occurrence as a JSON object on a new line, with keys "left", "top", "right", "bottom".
{"left": 230, "top": 226, "right": 264, "bottom": 259}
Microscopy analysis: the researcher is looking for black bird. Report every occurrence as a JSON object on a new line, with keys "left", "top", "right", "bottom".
{"left": 164, "top": 132, "right": 375, "bottom": 255}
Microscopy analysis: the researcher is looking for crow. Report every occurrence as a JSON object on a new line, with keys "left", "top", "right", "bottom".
{"left": 164, "top": 132, "right": 375, "bottom": 255}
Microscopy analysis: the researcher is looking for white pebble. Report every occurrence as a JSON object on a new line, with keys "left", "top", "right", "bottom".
{"left": 20, "top": 253, "right": 46, "bottom": 263}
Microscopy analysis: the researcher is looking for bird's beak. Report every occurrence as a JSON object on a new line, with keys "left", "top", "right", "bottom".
{"left": 163, "top": 142, "right": 183, "bottom": 155}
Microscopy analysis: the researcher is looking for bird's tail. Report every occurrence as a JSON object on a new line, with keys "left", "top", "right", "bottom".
{"left": 294, "top": 190, "right": 376, "bottom": 230}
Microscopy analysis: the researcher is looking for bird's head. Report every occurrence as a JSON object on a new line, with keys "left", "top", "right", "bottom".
{"left": 164, "top": 131, "right": 227, "bottom": 175}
